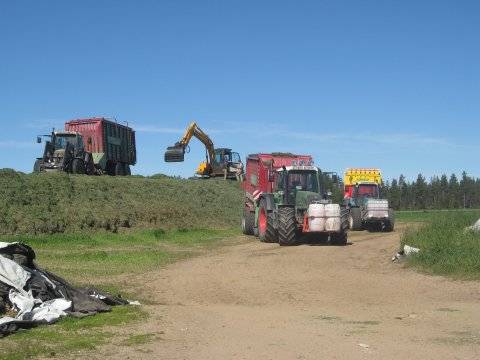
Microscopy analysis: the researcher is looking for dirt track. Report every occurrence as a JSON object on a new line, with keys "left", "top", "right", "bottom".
{"left": 99, "top": 225, "right": 480, "bottom": 360}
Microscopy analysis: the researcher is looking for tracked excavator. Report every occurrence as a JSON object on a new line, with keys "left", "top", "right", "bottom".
{"left": 164, "top": 122, "right": 244, "bottom": 180}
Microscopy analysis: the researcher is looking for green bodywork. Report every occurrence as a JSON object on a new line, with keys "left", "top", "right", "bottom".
{"left": 92, "top": 152, "right": 107, "bottom": 169}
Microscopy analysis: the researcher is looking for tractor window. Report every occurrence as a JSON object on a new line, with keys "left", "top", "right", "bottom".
{"left": 214, "top": 152, "right": 223, "bottom": 164}
{"left": 353, "top": 184, "right": 379, "bottom": 198}
{"left": 54, "top": 135, "right": 76, "bottom": 150}
{"left": 288, "top": 171, "right": 319, "bottom": 193}
{"left": 231, "top": 152, "right": 241, "bottom": 163}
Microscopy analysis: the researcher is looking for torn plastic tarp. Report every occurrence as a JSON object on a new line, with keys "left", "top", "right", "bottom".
{"left": 392, "top": 244, "right": 420, "bottom": 262}
{"left": 0, "top": 242, "right": 130, "bottom": 337}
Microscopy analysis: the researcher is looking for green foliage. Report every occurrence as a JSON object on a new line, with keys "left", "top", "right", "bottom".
{"left": 382, "top": 171, "right": 480, "bottom": 210}
{"left": 0, "top": 170, "right": 243, "bottom": 235}
{"left": 401, "top": 211, "right": 480, "bottom": 279}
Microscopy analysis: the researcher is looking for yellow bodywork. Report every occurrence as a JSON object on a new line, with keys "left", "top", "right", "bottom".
{"left": 344, "top": 168, "right": 382, "bottom": 185}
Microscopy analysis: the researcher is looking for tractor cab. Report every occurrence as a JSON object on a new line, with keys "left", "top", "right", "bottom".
{"left": 350, "top": 182, "right": 380, "bottom": 207}
{"left": 210, "top": 148, "right": 244, "bottom": 179}
{"left": 274, "top": 166, "right": 323, "bottom": 209}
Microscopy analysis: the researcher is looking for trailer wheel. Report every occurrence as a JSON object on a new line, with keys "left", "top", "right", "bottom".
{"left": 258, "top": 199, "right": 276, "bottom": 243}
{"left": 241, "top": 209, "right": 254, "bottom": 235}
{"left": 115, "top": 162, "right": 125, "bottom": 176}
{"left": 385, "top": 209, "right": 395, "bottom": 232}
{"left": 278, "top": 207, "right": 297, "bottom": 246}
{"left": 348, "top": 207, "right": 362, "bottom": 230}
{"left": 71, "top": 159, "right": 86, "bottom": 174}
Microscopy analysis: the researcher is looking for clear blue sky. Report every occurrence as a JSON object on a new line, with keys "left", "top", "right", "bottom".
{"left": 1, "top": 0, "right": 478, "bottom": 180}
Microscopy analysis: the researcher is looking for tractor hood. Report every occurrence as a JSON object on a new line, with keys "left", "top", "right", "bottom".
{"left": 295, "top": 190, "right": 321, "bottom": 209}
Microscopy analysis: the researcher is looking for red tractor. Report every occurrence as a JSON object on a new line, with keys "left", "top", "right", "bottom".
{"left": 242, "top": 153, "right": 349, "bottom": 246}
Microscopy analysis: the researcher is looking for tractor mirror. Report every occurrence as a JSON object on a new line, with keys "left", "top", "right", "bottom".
{"left": 268, "top": 171, "right": 275, "bottom": 182}
{"left": 36, "top": 136, "right": 42, "bottom": 144}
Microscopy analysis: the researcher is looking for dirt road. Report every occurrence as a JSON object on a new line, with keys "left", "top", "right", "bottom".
{"left": 101, "top": 225, "right": 480, "bottom": 359}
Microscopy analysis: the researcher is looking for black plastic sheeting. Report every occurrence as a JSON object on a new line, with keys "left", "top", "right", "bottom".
{"left": 0, "top": 243, "right": 128, "bottom": 338}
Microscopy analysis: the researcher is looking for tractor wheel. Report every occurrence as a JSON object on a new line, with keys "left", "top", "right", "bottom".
{"left": 258, "top": 199, "right": 277, "bottom": 243}
{"left": 385, "top": 209, "right": 395, "bottom": 232}
{"left": 348, "top": 208, "right": 362, "bottom": 231}
{"left": 278, "top": 207, "right": 297, "bottom": 246}
{"left": 125, "top": 165, "right": 131, "bottom": 176}
{"left": 33, "top": 159, "right": 41, "bottom": 173}
{"left": 331, "top": 231, "right": 348, "bottom": 246}
{"left": 242, "top": 209, "right": 255, "bottom": 235}
{"left": 115, "top": 162, "right": 125, "bottom": 176}
{"left": 71, "top": 158, "right": 86, "bottom": 174}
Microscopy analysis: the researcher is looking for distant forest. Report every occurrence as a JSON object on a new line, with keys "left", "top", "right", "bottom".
{"left": 380, "top": 172, "right": 480, "bottom": 210}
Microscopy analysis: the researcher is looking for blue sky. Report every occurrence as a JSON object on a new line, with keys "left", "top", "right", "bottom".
{"left": 1, "top": 0, "right": 478, "bottom": 180}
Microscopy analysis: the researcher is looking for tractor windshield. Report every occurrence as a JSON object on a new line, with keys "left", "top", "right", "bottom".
{"left": 276, "top": 170, "right": 319, "bottom": 193}
{"left": 353, "top": 184, "right": 379, "bottom": 199}
{"left": 54, "top": 134, "right": 81, "bottom": 150}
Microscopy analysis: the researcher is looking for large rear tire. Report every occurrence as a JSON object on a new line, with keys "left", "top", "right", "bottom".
{"left": 331, "top": 231, "right": 348, "bottom": 245}
{"left": 71, "top": 158, "right": 85, "bottom": 174}
{"left": 278, "top": 207, "right": 297, "bottom": 246}
{"left": 349, "top": 207, "right": 362, "bottom": 231}
{"left": 258, "top": 199, "right": 277, "bottom": 243}
{"left": 242, "top": 209, "right": 255, "bottom": 235}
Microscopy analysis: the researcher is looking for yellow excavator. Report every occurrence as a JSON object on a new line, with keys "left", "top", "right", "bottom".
{"left": 164, "top": 122, "right": 244, "bottom": 180}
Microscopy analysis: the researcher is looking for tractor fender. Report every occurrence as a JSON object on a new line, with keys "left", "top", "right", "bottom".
{"left": 259, "top": 193, "right": 275, "bottom": 211}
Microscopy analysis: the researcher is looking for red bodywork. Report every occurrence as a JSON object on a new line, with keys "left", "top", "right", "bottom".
{"left": 65, "top": 118, "right": 136, "bottom": 165}
{"left": 243, "top": 153, "right": 313, "bottom": 210}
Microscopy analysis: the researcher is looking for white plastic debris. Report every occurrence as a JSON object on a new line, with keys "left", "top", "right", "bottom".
{"left": 465, "top": 218, "right": 480, "bottom": 233}
{"left": 392, "top": 245, "right": 420, "bottom": 262}
{"left": 358, "top": 343, "right": 370, "bottom": 349}
{"left": 403, "top": 245, "right": 420, "bottom": 256}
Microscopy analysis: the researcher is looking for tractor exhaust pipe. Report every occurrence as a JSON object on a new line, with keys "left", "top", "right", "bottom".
{"left": 164, "top": 145, "right": 186, "bottom": 162}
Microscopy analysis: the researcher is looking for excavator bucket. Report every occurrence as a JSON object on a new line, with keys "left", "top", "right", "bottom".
{"left": 164, "top": 145, "right": 185, "bottom": 162}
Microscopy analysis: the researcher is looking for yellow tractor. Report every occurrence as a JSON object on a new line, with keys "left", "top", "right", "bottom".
{"left": 164, "top": 122, "right": 244, "bottom": 180}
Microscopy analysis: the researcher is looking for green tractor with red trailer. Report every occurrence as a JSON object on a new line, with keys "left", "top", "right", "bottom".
{"left": 242, "top": 153, "right": 349, "bottom": 246}
{"left": 34, "top": 118, "right": 136, "bottom": 176}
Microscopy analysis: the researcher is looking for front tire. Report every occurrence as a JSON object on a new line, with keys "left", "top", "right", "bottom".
{"left": 349, "top": 207, "right": 362, "bottom": 231}
{"left": 33, "top": 159, "right": 41, "bottom": 173}
{"left": 278, "top": 207, "right": 297, "bottom": 246}
{"left": 115, "top": 162, "right": 125, "bottom": 176}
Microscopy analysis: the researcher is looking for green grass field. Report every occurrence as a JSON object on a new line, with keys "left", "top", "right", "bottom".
{"left": 0, "top": 228, "right": 241, "bottom": 359}
{"left": 400, "top": 210, "right": 480, "bottom": 280}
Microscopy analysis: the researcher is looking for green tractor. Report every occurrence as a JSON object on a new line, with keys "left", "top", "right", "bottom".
{"left": 242, "top": 154, "right": 349, "bottom": 246}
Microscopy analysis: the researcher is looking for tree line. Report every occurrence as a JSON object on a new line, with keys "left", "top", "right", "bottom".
{"left": 380, "top": 172, "right": 480, "bottom": 210}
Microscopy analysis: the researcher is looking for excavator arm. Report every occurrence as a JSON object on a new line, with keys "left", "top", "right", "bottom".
{"left": 164, "top": 122, "right": 216, "bottom": 168}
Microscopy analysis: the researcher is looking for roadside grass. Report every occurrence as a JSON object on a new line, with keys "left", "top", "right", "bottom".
{"left": 396, "top": 209, "right": 480, "bottom": 223}
{"left": 401, "top": 211, "right": 480, "bottom": 279}
{"left": 0, "top": 227, "right": 240, "bottom": 359}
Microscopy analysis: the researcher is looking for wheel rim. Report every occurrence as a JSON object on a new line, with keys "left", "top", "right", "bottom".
{"left": 258, "top": 208, "right": 267, "bottom": 235}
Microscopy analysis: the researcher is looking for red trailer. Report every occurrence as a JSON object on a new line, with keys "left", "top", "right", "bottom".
{"left": 65, "top": 118, "right": 136, "bottom": 175}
